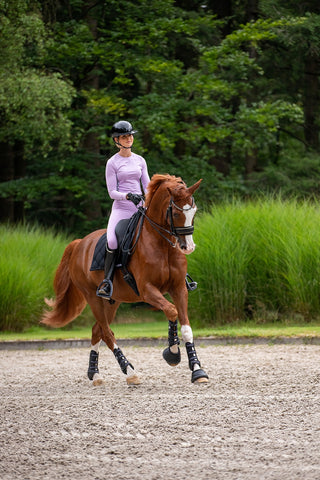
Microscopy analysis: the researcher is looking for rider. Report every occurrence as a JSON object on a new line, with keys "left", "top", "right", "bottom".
{"left": 97, "top": 120, "right": 150, "bottom": 299}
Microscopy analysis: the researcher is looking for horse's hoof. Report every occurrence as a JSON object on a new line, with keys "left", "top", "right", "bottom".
{"left": 191, "top": 369, "right": 209, "bottom": 384}
{"left": 126, "top": 374, "right": 142, "bottom": 386}
{"left": 92, "top": 378, "right": 106, "bottom": 386}
{"left": 162, "top": 346, "right": 181, "bottom": 366}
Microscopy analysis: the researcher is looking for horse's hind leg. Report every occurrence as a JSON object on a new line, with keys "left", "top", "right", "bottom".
{"left": 87, "top": 296, "right": 141, "bottom": 386}
{"left": 113, "top": 346, "right": 141, "bottom": 385}
{"left": 88, "top": 322, "right": 105, "bottom": 386}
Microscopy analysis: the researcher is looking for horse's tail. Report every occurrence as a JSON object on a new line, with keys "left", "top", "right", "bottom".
{"left": 41, "top": 239, "right": 87, "bottom": 328}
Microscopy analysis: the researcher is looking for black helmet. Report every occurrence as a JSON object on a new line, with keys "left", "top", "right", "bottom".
{"left": 111, "top": 121, "right": 137, "bottom": 138}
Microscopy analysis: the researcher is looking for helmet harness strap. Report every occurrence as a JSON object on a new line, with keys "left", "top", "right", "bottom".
{"left": 114, "top": 137, "right": 132, "bottom": 149}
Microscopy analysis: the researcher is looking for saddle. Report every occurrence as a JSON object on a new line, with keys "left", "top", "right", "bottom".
{"left": 90, "top": 210, "right": 144, "bottom": 296}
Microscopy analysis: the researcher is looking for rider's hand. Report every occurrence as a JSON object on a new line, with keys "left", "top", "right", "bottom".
{"left": 126, "top": 193, "right": 144, "bottom": 206}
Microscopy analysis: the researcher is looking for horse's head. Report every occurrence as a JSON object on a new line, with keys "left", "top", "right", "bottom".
{"left": 166, "top": 178, "right": 202, "bottom": 255}
{"left": 145, "top": 174, "right": 202, "bottom": 254}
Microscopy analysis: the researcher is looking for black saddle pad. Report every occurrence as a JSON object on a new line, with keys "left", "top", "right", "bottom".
{"left": 90, "top": 232, "right": 107, "bottom": 271}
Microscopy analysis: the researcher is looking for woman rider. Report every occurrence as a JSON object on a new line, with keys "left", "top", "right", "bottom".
{"left": 97, "top": 120, "right": 150, "bottom": 299}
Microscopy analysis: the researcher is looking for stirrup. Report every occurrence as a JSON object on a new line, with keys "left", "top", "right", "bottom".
{"left": 96, "top": 279, "right": 113, "bottom": 299}
{"left": 185, "top": 273, "right": 197, "bottom": 291}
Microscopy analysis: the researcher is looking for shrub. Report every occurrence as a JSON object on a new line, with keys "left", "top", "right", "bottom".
{"left": 188, "top": 197, "right": 320, "bottom": 325}
{"left": 0, "top": 224, "right": 72, "bottom": 331}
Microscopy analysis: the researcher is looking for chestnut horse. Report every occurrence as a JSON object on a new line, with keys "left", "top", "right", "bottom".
{"left": 41, "top": 174, "right": 208, "bottom": 385}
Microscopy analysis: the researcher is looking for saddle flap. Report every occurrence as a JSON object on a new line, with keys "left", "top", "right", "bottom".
{"left": 116, "top": 210, "right": 143, "bottom": 268}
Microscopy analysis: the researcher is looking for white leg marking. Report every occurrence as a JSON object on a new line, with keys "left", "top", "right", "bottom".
{"left": 182, "top": 328, "right": 200, "bottom": 371}
{"left": 181, "top": 325, "right": 193, "bottom": 343}
{"left": 91, "top": 340, "right": 101, "bottom": 353}
{"left": 127, "top": 365, "right": 135, "bottom": 377}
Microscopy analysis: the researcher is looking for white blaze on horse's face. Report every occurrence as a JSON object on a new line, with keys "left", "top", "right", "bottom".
{"left": 182, "top": 202, "right": 197, "bottom": 254}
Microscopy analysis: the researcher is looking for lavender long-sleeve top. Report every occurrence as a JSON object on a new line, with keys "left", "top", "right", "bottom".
{"left": 105, "top": 152, "right": 150, "bottom": 249}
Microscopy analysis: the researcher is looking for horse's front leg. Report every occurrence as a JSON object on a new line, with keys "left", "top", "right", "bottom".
{"left": 141, "top": 283, "right": 182, "bottom": 365}
{"left": 169, "top": 288, "right": 209, "bottom": 384}
{"left": 162, "top": 319, "right": 181, "bottom": 366}
{"left": 181, "top": 324, "right": 209, "bottom": 383}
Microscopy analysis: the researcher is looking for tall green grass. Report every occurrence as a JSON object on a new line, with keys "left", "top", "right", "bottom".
{"left": 188, "top": 197, "right": 320, "bottom": 325}
{"left": 3, "top": 197, "right": 320, "bottom": 332}
{"left": 0, "top": 224, "right": 73, "bottom": 331}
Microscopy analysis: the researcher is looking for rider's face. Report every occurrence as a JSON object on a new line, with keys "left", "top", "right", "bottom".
{"left": 118, "top": 134, "right": 134, "bottom": 147}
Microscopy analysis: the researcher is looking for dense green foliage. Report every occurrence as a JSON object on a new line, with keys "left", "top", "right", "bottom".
{"left": 2, "top": 1, "right": 320, "bottom": 236}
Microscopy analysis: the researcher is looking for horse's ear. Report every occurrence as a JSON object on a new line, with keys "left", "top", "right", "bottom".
{"left": 187, "top": 179, "right": 202, "bottom": 195}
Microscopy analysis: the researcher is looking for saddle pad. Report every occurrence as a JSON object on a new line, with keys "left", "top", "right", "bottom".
{"left": 90, "top": 232, "right": 107, "bottom": 271}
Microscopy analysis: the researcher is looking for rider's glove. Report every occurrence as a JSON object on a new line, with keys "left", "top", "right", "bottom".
{"left": 126, "top": 193, "right": 144, "bottom": 206}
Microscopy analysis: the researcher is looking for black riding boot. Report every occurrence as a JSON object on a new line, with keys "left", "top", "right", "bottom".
{"left": 96, "top": 248, "right": 117, "bottom": 299}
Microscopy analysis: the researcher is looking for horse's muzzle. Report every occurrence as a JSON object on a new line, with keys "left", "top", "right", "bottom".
{"left": 178, "top": 238, "right": 196, "bottom": 255}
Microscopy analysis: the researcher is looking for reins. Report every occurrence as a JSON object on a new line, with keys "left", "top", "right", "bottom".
{"left": 122, "top": 188, "right": 196, "bottom": 255}
{"left": 138, "top": 205, "right": 179, "bottom": 248}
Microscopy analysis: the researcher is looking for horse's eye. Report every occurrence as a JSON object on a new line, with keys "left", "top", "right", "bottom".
{"left": 173, "top": 213, "right": 180, "bottom": 218}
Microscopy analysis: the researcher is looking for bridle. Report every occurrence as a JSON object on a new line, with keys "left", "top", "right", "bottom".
{"left": 122, "top": 193, "right": 196, "bottom": 257}
{"left": 166, "top": 198, "right": 195, "bottom": 237}
{"left": 137, "top": 197, "right": 195, "bottom": 248}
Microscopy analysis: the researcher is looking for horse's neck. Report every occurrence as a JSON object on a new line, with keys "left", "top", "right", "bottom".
{"left": 146, "top": 191, "right": 168, "bottom": 225}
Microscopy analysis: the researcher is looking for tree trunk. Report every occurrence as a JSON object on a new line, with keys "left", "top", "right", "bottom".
{"left": 0, "top": 141, "right": 25, "bottom": 222}
{"left": 304, "top": 55, "right": 320, "bottom": 150}
{"left": 244, "top": 0, "right": 259, "bottom": 22}
{"left": 82, "top": 4, "right": 103, "bottom": 222}
{"left": 208, "top": 0, "right": 232, "bottom": 36}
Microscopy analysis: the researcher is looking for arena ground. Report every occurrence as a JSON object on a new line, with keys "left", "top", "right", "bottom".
{"left": 1, "top": 343, "right": 320, "bottom": 479}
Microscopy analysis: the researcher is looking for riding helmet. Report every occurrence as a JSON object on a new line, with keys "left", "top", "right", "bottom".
{"left": 111, "top": 121, "right": 137, "bottom": 138}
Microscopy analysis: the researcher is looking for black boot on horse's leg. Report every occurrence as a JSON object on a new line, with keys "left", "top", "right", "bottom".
{"left": 113, "top": 346, "right": 141, "bottom": 385}
{"left": 96, "top": 248, "right": 117, "bottom": 300}
{"left": 186, "top": 342, "right": 209, "bottom": 383}
{"left": 88, "top": 350, "right": 99, "bottom": 380}
{"left": 162, "top": 320, "right": 181, "bottom": 366}
{"left": 114, "top": 347, "right": 134, "bottom": 374}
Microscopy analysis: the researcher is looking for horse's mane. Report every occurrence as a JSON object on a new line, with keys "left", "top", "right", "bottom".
{"left": 145, "top": 174, "right": 185, "bottom": 206}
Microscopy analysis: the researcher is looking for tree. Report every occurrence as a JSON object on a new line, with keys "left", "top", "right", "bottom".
{"left": 2, "top": 0, "right": 320, "bottom": 235}
{"left": 0, "top": 0, "right": 75, "bottom": 222}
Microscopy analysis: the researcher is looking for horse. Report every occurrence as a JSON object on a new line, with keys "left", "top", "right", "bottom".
{"left": 41, "top": 174, "right": 209, "bottom": 385}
